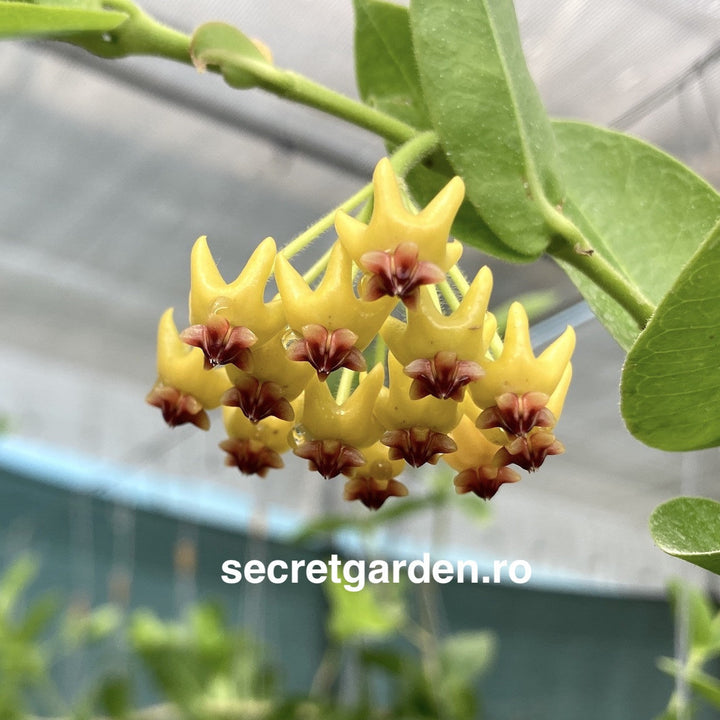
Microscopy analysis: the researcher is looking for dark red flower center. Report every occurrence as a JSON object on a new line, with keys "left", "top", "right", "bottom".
{"left": 294, "top": 439, "right": 365, "bottom": 479}
{"left": 146, "top": 384, "right": 210, "bottom": 430}
{"left": 222, "top": 375, "right": 294, "bottom": 423}
{"left": 453, "top": 465, "right": 521, "bottom": 500}
{"left": 477, "top": 391, "right": 556, "bottom": 437}
{"left": 181, "top": 314, "right": 256, "bottom": 370}
{"left": 381, "top": 427, "right": 457, "bottom": 467}
{"left": 286, "top": 324, "right": 366, "bottom": 380}
{"left": 219, "top": 437, "right": 284, "bottom": 477}
{"left": 404, "top": 351, "right": 483, "bottom": 402}
{"left": 360, "top": 242, "right": 445, "bottom": 310}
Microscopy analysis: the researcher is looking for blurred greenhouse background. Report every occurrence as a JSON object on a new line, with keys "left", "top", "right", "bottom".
{"left": 1, "top": 0, "right": 720, "bottom": 718}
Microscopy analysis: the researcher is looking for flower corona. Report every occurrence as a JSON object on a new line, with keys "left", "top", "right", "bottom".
{"left": 147, "top": 159, "right": 575, "bottom": 509}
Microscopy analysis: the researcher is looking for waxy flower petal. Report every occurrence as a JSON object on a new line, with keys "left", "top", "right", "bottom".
{"left": 444, "top": 410, "right": 504, "bottom": 474}
{"left": 343, "top": 475, "right": 409, "bottom": 510}
{"left": 336, "top": 157, "right": 464, "bottom": 271}
{"left": 226, "top": 330, "right": 314, "bottom": 406}
{"left": 151, "top": 308, "right": 231, "bottom": 412}
{"left": 275, "top": 241, "right": 395, "bottom": 352}
{"left": 188, "top": 235, "right": 284, "bottom": 346}
{"left": 219, "top": 403, "right": 298, "bottom": 477}
{"left": 299, "top": 363, "right": 385, "bottom": 450}
{"left": 470, "top": 302, "right": 575, "bottom": 410}
{"left": 381, "top": 268, "right": 496, "bottom": 370}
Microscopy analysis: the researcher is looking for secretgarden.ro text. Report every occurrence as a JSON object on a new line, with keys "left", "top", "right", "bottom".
{"left": 220, "top": 554, "right": 531, "bottom": 592}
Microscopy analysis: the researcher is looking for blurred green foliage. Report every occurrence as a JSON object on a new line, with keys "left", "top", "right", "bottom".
{"left": 0, "top": 556, "right": 494, "bottom": 720}
{"left": 656, "top": 582, "right": 720, "bottom": 720}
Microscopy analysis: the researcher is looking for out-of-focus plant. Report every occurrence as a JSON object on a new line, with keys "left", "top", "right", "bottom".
{"left": 0, "top": 556, "right": 493, "bottom": 719}
{"left": 656, "top": 583, "right": 720, "bottom": 720}
{"left": 0, "top": 556, "right": 122, "bottom": 719}
{"left": 271, "top": 572, "right": 495, "bottom": 720}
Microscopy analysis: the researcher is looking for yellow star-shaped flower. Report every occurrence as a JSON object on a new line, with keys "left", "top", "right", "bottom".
{"left": 146, "top": 308, "right": 231, "bottom": 429}
{"left": 374, "top": 353, "right": 461, "bottom": 434}
{"left": 336, "top": 158, "right": 464, "bottom": 270}
{"left": 188, "top": 235, "right": 284, "bottom": 346}
{"left": 335, "top": 159, "right": 465, "bottom": 308}
{"left": 276, "top": 241, "right": 395, "bottom": 380}
{"left": 470, "top": 302, "right": 575, "bottom": 410}
{"left": 300, "top": 364, "right": 385, "bottom": 449}
{"left": 380, "top": 268, "right": 496, "bottom": 401}
{"left": 220, "top": 400, "right": 301, "bottom": 478}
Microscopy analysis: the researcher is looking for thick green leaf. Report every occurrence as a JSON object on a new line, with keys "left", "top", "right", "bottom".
{"left": 190, "top": 22, "right": 271, "bottom": 89}
{"left": 410, "top": 0, "right": 563, "bottom": 259}
{"left": 650, "top": 497, "right": 720, "bottom": 574}
{"left": 0, "top": 2, "right": 126, "bottom": 37}
{"left": 353, "top": 0, "right": 527, "bottom": 262}
{"left": 554, "top": 120, "right": 720, "bottom": 350}
{"left": 621, "top": 221, "right": 720, "bottom": 449}
{"left": 354, "top": 0, "right": 428, "bottom": 130}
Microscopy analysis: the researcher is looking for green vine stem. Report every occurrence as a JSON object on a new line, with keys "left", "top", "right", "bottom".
{"left": 77, "top": 0, "right": 416, "bottom": 145}
{"left": 547, "top": 225, "right": 656, "bottom": 329}
{"left": 70, "top": 1, "right": 656, "bottom": 332}
{"left": 529, "top": 183, "right": 656, "bottom": 330}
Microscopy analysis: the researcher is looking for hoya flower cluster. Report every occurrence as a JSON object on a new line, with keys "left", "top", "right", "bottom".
{"left": 147, "top": 159, "right": 575, "bottom": 510}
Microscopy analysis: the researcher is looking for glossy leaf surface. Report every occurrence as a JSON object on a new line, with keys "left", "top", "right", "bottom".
{"left": 622, "top": 221, "right": 720, "bottom": 449}
{"left": 650, "top": 497, "right": 720, "bottom": 574}
{"left": 410, "top": 0, "right": 563, "bottom": 258}
{"left": 554, "top": 121, "right": 720, "bottom": 351}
